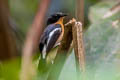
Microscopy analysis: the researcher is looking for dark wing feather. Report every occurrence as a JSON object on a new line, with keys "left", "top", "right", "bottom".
{"left": 39, "top": 24, "right": 61, "bottom": 54}
{"left": 46, "top": 28, "right": 61, "bottom": 53}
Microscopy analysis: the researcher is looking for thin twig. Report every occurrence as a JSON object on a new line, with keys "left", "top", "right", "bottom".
{"left": 76, "top": 0, "right": 84, "bottom": 26}
{"left": 72, "top": 20, "right": 85, "bottom": 80}
{"left": 103, "top": 2, "right": 120, "bottom": 18}
{"left": 20, "top": 0, "right": 51, "bottom": 80}
{"left": 47, "top": 19, "right": 75, "bottom": 80}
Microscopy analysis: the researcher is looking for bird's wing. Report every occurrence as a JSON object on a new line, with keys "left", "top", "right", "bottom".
{"left": 46, "top": 26, "right": 61, "bottom": 53}
{"left": 39, "top": 24, "right": 61, "bottom": 58}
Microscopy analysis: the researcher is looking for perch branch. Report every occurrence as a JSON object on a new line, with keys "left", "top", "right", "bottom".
{"left": 47, "top": 19, "right": 75, "bottom": 80}
{"left": 72, "top": 20, "right": 85, "bottom": 80}
{"left": 20, "top": 0, "right": 51, "bottom": 80}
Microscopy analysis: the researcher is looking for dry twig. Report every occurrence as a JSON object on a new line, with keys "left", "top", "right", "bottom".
{"left": 72, "top": 19, "right": 85, "bottom": 80}
{"left": 75, "top": 0, "right": 85, "bottom": 79}
{"left": 76, "top": 0, "right": 84, "bottom": 26}
{"left": 103, "top": 2, "right": 120, "bottom": 18}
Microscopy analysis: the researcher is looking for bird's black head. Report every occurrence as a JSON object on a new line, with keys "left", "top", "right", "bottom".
{"left": 47, "top": 12, "right": 67, "bottom": 25}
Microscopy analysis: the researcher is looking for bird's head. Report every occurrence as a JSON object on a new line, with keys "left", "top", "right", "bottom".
{"left": 47, "top": 12, "right": 67, "bottom": 25}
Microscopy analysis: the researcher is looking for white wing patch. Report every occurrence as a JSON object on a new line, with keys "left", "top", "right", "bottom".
{"left": 42, "top": 44, "right": 47, "bottom": 59}
{"left": 47, "top": 28, "right": 61, "bottom": 46}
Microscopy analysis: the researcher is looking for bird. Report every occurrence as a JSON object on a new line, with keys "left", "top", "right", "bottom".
{"left": 39, "top": 12, "right": 67, "bottom": 60}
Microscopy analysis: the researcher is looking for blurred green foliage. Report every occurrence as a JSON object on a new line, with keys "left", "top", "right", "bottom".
{"left": 9, "top": 0, "right": 39, "bottom": 34}
{"left": 84, "top": 1, "right": 120, "bottom": 80}
{"left": 0, "top": 58, "right": 21, "bottom": 80}
{"left": 89, "top": 1, "right": 117, "bottom": 23}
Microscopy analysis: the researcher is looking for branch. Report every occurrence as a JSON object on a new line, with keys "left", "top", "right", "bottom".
{"left": 20, "top": 0, "right": 51, "bottom": 80}
{"left": 75, "top": 1, "right": 86, "bottom": 77}
{"left": 47, "top": 19, "right": 75, "bottom": 80}
{"left": 72, "top": 20, "right": 85, "bottom": 80}
{"left": 76, "top": 0, "right": 84, "bottom": 26}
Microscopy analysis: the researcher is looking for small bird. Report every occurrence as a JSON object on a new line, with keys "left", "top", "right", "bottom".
{"left": 39, "top": 12, "right": 67, "bottom": 60}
